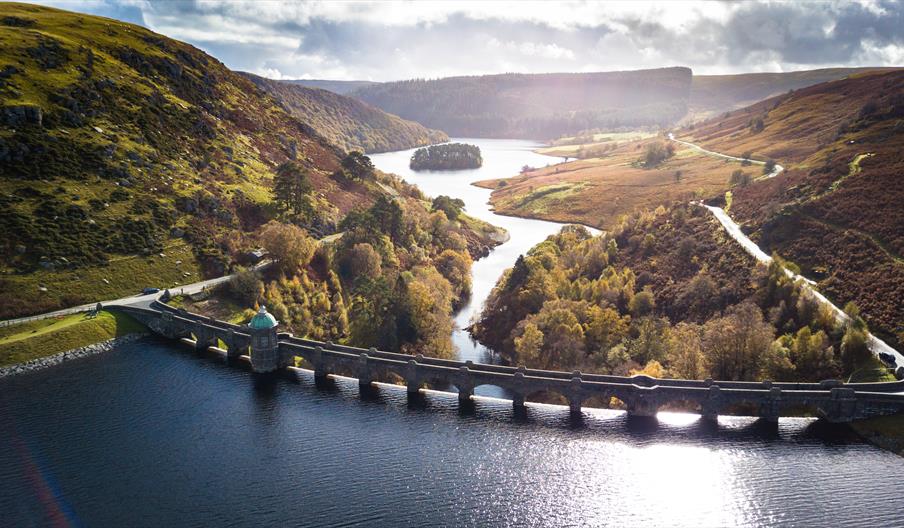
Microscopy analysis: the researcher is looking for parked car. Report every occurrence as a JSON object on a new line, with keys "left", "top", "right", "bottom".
{"left": 142, "top": 287, "right": 161, "bottom": 295}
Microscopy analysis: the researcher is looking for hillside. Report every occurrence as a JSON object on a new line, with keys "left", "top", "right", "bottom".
{"left": 476, "top": 135, "right": 746, "bottom": 228}
{"left": 243, "top": 73, "right": 448, "bottom": 154}
{"left": 284, "top": 79, "right": 377, "bottom": 95}
{"left": 473, "top": 208, "right": 889, "bottom": 385}
{"left": 0, "top": 2, "right": 499, "bottom": 332}
{"left": 679, "top": 69, "right": 904, "bottom": 347}
{"left": 688, "top": 67, "right": 895, "bottom": 121}
{"left": 351, "top": 68, "right": 692, "bottom": 139}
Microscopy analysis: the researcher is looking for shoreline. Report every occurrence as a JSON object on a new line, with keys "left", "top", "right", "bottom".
{"left": 0, "top": 332, "right": 148, "bottom": 378}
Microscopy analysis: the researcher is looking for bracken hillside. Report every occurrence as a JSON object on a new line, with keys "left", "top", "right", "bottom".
{"left": 243, "top": 72, "right": 448, "bottom": 154}
{"left": 0, "top": 3, "right": 493, "bottom": 324}
{"left": 682, "top": 69, "right": 904, "bottom": 348}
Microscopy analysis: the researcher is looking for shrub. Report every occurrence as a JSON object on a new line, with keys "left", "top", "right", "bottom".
{"left": 729, "top": 169, "right": 752, "bottom": 187}
{"left": 640, "top": 141, "right": 674, "bottom": 168}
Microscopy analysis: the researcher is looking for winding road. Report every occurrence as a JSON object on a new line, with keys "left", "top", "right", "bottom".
{"left": 668, "top": 134, "right": 903, "bottom": 367}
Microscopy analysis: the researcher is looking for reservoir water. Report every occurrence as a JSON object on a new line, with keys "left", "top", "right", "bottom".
{"left": 2, "top": 139, "right": 903, "bottom": 527}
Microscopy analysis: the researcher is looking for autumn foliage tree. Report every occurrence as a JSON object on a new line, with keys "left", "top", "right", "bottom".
{"left": 258, "top": 221, "right": 316, "bottom": 275}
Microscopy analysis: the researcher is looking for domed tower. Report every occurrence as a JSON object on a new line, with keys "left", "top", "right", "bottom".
{"left": 249, "top": 305, "right": 280, "bottom": 373}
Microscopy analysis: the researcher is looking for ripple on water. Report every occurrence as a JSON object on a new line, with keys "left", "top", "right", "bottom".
{"left": 1, "top": 340, "right": 904, "bottom": 527}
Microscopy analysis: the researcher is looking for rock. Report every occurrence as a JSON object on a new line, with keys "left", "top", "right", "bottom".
{"left": 0, "top": 334, "right": 148, "bottom": 379}
{"left": 0, "top": 104, "right": 43, "bottom": 127}
{"left": 102, "top": 278, "right": 110, "bottom": 284}
{"left": 93, "top": 126, "right": 104, "bottom": 133}
{"left": 170, "top": 227, "right": 185, "bottom": 238}
{"left": 38, "top": 286, "right": 47, "bottom": 292}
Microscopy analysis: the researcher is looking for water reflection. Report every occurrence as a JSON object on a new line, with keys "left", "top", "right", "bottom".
{"left": 2, "top": 341, "right": 902, "bottom": 527}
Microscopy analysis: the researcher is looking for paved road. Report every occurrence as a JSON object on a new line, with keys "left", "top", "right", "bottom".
{"left": 0, "top": 228, "right": 350, "bottom": 328}
{"left": 670, "top": 134, "right": 903, "bottom": 367}
{"left": 668, "top": 133, "right": 785, "bottom": 178}
{"left": 0, "top": 260, "right": 271, "bottom": 327}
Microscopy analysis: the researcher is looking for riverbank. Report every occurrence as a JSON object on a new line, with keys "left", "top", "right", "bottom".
{"left": 0, "top": 332, "right": 147, "bottom": 378}
{"left": 851, "top": 416, "right": 904, "bottom": 457}
{"left": 0, "top": 310, "right": 146, "bottom": 372}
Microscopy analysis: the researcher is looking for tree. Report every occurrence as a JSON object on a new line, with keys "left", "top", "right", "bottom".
{"left": 369, "top": 195, "right": 404, "bottom": 242}
{"left": 761, "top": 340, "right": 796, "bottom": 381}
{"left": 626, "top": 316, "right": 669, "bottom": 365}
{"left": 514, "top": 323, "right": 544, "bottom": 367}
{"left": 702, "top": 301, "right": 774, "bottom": 380}
{"left": 431, "top": 195, "right": 466, "bottom": 221}
{"left": 272, "top": 161, "right": 313, "bottom": 215}
{"left": 229, "top": 267, "right": 264, "bottom": 306}
{"left": 729, "top": 169, "right": 752, "bottom": 187}
{"left": 258, "top": 221, "right": 316, "bottom": 275}
{"left": 741, "top": 151, "right": 753, "bottom": 166}
{"left": 338, "top": 242, "right": 382, "bottom": 281}
{"left": 629, "top": 289, "right": 655, "bottom": 318}
{"left": 841, "top": 326, "right": 871, "bottom": 374}
{"left": 434, "top": 249, "right": 472, "bottom": 302}
{"left": 667, "top": 322, "right": 706, "bottom": 379}
{"left": 640, "top": 141, "right": 674, "bottom": 167}
{"left": 763, "top": 159, "right": 776, "bottom": 175}
{"left": 585, "top": 305, "right": 629, "bottom": 352}
{"left": 630, "top": 360, "right": 665, "bottom": 378}
{"left": 674, "top": 170, "right": 683, "bottom": 182}
{"left": 789, "top": 327, "right": 836, "bottom": 380}
{"left": 341, "top": 151, "right": 375, "bottom": 181}
{"left": 750, "top": 116, "right": 765, "bottom": 133}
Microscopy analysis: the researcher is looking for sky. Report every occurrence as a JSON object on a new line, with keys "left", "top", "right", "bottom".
{"left": 31, "top": 0, "right": 904, "bottom": 81}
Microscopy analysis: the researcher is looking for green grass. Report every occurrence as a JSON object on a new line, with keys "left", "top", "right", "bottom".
{"left": 1, "top": 240, "right": 203, "bottom": 318}
{"left": 513, "top": 182, "right": 588, "bottom": 214}
{"left": 847, "top": 355, "right": 897, "bottom": 383}
{"left": 0, "top": 309, "right": 144, "bottom": 367}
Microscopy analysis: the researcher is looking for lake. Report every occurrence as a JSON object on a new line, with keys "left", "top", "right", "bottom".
{"left": 1, "top": 139, "right": 902, "bottom": 527}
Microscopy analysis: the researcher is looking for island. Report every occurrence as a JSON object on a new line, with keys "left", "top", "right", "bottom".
{"left": 409, "top": 143, "right": 483, "bottom": 171}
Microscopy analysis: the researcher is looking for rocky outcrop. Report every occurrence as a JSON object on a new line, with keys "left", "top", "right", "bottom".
{"left": 0, "top": 104, "right": 42, "bottom": 127}
{"left": 0, "top": 333, "right": 148, "bottom": 378}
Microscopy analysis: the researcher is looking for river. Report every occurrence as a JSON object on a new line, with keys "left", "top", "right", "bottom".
{"left": 2, "top": 139, "right": 903, "bottom": 527}
{"left": 370, "top": 139, "right": 592, "bottom": 396}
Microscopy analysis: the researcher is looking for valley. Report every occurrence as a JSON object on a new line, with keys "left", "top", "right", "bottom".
{"left": 2, "top": 1, "right": 904, "bottom": 525}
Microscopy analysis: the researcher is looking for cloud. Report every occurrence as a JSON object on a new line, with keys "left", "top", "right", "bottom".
{"left": 28, "top": 0, "right": 904, "bottom": 80}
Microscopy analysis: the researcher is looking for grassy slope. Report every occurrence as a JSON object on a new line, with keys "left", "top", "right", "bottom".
{"left": 477, "top": 138, "right": 751, "bottom": 228}
{"left": 284, "top": 79, "right": 378, "bottom": 95}
{"left": 680, "top": 69, "right": 904, "bottom": 346}
{"left": 535, "top": 131, "right": 656, "bottom": 157}
{"left": 243, "top": 73, "right": 448, "bottom": 154}
{"left": 0, "top": 309, "right": 143, "bottom": 366}
{"left": 688, "top": 67, "right": 897, "bottom": 122}
{"left": 0, "top": 2, "right": 352, "bottom": 316}
{"left": 0, "top": 3, "right": 468, "bottom": 320}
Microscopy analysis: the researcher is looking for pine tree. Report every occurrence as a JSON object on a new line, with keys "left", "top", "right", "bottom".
{"left": 273, "top": 161, "right": 312, "bottom": 215}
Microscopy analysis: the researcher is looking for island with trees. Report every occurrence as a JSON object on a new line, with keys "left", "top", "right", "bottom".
{"left": 409, "top": 143, "right": 483, "bottom": 171}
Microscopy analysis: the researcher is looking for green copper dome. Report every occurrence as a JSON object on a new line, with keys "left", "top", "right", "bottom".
{"left": 249, "top": 305, "right": 278, "bottom": 330}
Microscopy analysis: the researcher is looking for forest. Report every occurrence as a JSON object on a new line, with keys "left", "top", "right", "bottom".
{"left": 243, "top": 73, "right": 448, "bottom": 154}
{"left": 409, "top": 143, "right": 482, "bottom": 171}
{"left": 219, "top": 154, "right": 491, "bottom": 358}
{"left": 352, "top": 68, "right": 692, "bottom": 138}
{"left": 473, "top": 205, "right": 887, "bottom": 384}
